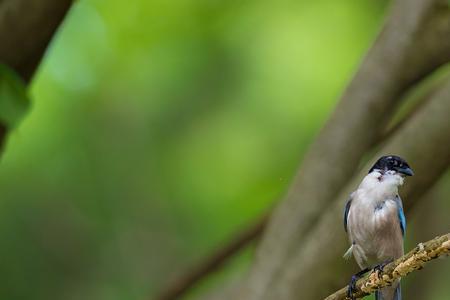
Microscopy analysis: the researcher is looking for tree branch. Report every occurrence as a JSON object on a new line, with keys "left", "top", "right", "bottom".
{"left": 0, "top": 123, "right": 6, "bottom": 150}
{"left": 264, "top": 77, "right": 450, "bottom": 299}
{"left": 324, "top": 233, "right": 450, "bottom": 300}
{"left": 238, "top": 0, "right": 450, "bottom": 298}
{"left": 156, "top": 214, "right": 268, "bottom": 300}
{"left": 0, "top": 0, "right": 72, "bottom": 82}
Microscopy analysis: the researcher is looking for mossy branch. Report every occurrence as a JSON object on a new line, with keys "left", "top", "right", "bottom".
{"left": 324, "top": 233, "right": 450, "bottom": 300}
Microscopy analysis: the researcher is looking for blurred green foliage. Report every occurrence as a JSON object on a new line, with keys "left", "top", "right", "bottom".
{"left": 0, "top": 65, "right": 29, "bottom": 129}
{"left": 8, "top": 0, "right": 445, "bottom": 299}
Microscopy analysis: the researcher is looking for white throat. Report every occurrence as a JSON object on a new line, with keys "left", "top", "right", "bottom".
{"left": 358, "top": 170, "right": 404, "bottom": 201}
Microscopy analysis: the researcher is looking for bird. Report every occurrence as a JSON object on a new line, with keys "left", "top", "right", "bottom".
{"left": 343, "top": 155, "right": 413, "bottom": 300}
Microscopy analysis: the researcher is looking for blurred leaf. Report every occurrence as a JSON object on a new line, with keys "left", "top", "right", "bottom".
{"left": 0, "top": 64, "right": 30, "bottom": 129}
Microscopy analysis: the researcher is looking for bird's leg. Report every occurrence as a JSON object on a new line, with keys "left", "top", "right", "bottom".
{"left": 373, "top": 259, "right": 393, "bottom": 279}
{"left": 347, "top": 268, "right": 370, "bottom": 300}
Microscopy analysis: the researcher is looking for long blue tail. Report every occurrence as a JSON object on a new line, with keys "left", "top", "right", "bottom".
{"left": 375, "top": 284, "right": 401, "bottom": 300}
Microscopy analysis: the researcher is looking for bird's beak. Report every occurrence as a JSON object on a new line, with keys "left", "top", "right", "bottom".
{"left": 395, "top": 167, "right": 414, "bottom": 176}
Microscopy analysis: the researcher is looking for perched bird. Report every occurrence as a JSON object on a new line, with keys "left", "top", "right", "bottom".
{"left": 344, "top": 155, "right": 413, "bottom": 300}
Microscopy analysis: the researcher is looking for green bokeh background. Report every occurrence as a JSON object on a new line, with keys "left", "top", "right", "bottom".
{"left": 1, "top": 0, "right": 448, "bottom": 299}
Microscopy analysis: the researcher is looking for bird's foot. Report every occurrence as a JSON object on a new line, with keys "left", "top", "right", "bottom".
{"left": 346, "top": 275, "right": 357, "bottom": 300}
{"left": 346, "top": 268, "right": 369, "bottom": 300}
{"left": 373, "top": 259, "right": 393, "bottom": 279}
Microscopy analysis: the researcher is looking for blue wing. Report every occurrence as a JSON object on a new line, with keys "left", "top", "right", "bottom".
{"left": 344, "top": 196, "right": 352, "bottom": 232}
{"left": 395, "top": 195, "right": 406, "bottom": 236}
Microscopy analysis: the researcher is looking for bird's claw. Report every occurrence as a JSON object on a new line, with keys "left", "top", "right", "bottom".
{"left": 373, "top": 265, "right": 384, "bottom": 279}
{"left": 346, "top": 275, "right": 357, "bottom": 300}
{"left": 346, "top": 268, "right": 370, "bottom": 300}
{"left": 373, "top": 259, "right": 392, "bottom": 279}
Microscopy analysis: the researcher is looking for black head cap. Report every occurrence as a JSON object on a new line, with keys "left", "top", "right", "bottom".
{"left": 369, "top": 155, "right": 414, "bottom": 176}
